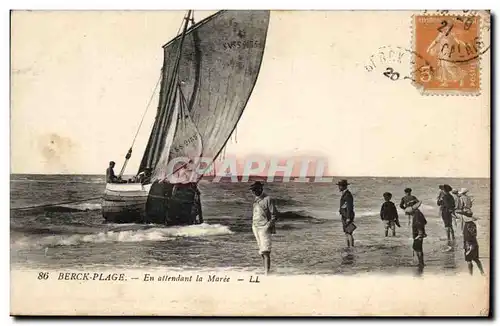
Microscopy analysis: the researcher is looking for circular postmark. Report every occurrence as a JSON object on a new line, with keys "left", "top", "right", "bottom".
{"left": 428, "top": 12, "right": 491, "bottom": 64}
{"left": 363, "top": 45, "right": 435, "bottom": 84}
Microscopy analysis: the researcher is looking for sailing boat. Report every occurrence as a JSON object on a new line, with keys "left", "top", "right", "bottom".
{"left": 102, "top": 10, "right": 270, "bottom": 225}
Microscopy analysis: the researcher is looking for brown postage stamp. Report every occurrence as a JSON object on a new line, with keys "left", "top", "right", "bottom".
{"left": 413, "top": 13, "right": 485, "bottom": 95}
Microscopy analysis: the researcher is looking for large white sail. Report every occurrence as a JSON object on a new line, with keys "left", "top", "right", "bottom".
{"left": 139, "top": 10, "right": 270, "bottom": 183}
{"left": 152, "top": 84, "right": 203, "bottom": 184}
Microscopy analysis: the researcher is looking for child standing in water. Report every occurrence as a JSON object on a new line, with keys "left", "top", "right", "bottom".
{"left": 455, "top": 190, "right": 484, "bottom": 276}
{"left": 406, "top": 199, "right": 427, "bottom": 271}
{"left": 461, "top": 215, "right": 485, "bottom": 276}
{"left": 380, "top": 192, "right": 400, "bottom": 237}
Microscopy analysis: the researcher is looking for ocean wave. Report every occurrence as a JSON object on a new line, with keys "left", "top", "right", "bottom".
{"left": 355, "top": 204, "right": 436, "bottom": 219}
{"left": 202, "top": 197, "right": 248, "bottom": 205}
{"left": 43, "top": 202, "right": 102, "bottom": 213}
{"left": 202, "top": 197, "right": 298, "bottom": 207}
{"left": 274, "top": 198, "right": 299, "bottom": 206}
{"left": 59, "top": 202, "right": 102, "bottom": 211}
{"left": 278, "top": 209, "right": 383, "bottom": 220}
{"left": 355, "top": 210, "right": 381, "bottom": 218}
{"left": 104, "top": 223, "right": 147, "bottom": 228}
{"left": 11, "top": 179, "right": 105, "bottom": 184}
{"left": 278, "top": 210, "right": 315, "bottom": 220}
{"left": 12, "top": 223, "right": 233, "bottom": 248}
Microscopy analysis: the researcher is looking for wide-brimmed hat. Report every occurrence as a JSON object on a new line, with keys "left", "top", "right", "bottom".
{"left": 336, "top": 179, "right": 350, "bottom": 186}
{"left": 405, "top": 200, "right": 422, "bottom": 214}
{"left": 443, "top": 184, "right": 452, "bottom": 192}
{"left": 249, "top": 181, "right": 264, "bottom": 190}
{"left": 404, "top": 187, "right": 412, "bottom": 193}
{"left": 459, "top": 188, "right": 469, "bottom": 195}
{"left": 383, "top": 192, "right": 392, "bottom": 198}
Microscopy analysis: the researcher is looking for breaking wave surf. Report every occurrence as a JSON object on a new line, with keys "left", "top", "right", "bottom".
{"left": 47, "top": 202, "right": 102, "bottom": 212}
{"left": 12, "top": 223, "right": 233, "bottom": 248}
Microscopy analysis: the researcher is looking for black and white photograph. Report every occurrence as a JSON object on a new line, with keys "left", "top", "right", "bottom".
{"left": 9, "top": 9, "right": 491, "bottom": 316}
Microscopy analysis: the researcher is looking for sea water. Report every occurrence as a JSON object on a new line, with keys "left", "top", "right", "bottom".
{"left": 10, "top": 174, "right": 490, "bottom": 276}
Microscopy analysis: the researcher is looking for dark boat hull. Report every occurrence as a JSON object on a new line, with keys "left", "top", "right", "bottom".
{"left": 102, "top": 182, "right": 201, "bottom": 225}
{"left": 102, "top": 183, "right": 150, "bottom": 223}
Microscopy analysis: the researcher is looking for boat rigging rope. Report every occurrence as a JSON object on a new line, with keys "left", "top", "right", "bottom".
{"left": 132, "top": 9, "right": 194, "bottom": 149}
{"left": 128, "top": 11, "right": 188, "bottom": 154}
{"left": 117, "top": 72, "right": 162, "bottom": 178}
{"left": 119, "top": 10, "right": 196, "bottom": 179}
{"left": 120, "top": 11, "right": 193, "bottom": 177}
{"left": 10, "top": 196, "right": 103, "bottom": 211}
{"left": 130, "top": 72, "right": 163, "bottom": 149}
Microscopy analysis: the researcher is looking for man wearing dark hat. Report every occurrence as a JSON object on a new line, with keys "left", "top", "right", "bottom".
{"left": 437, "top": 184, "right": 456, "bottom": 246}
{"left": 399, "top": 188, "right": 418, "bottom": 226}
{"left": 249, "top": 181, "right": 278, "bottom": 275}
{"left": 106, "top": 161, "right": 118, "bottom": 183}
{"left": 337, "top": 179, "right": 355, "bottom": 248}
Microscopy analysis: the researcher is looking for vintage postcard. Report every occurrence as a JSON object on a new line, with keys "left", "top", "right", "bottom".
{"left": 10, "top": 9, "right": 491, "bottom": 316}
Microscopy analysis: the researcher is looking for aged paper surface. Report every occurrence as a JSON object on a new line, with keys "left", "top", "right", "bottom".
{"left": 10, "top": 10, "right": 490, "bottom": 316}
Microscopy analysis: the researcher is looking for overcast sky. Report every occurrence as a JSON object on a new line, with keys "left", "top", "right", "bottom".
{"left": 11, "top": 10, "right": 490, "bottom": 177}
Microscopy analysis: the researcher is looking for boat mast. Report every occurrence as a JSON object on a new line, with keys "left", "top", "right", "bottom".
{"left": 117, "top": 11, "right": 193, "bottom": 179}
{"left": 148, "top": 10, "right": 193, "bottom": 169}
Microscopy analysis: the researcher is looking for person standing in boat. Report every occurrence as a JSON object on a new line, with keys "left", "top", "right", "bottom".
{"left": 399, "top": 188, "right": 418, "bottom": 226}
{"left": 250, "top": 181, "right": 278, "bottom": 275}
{"left": 106, "top": 161, "right": 118, "bottom": 183}
{"left": 137, "top": 167, "right": 152, "bottom": 184}
{"left": 337, "top": 179, "right": 355, "bottom": 248}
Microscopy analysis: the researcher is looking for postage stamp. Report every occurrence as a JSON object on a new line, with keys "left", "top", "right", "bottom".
{"left": 412, "top": 13, "right": 485, "bottom": 95}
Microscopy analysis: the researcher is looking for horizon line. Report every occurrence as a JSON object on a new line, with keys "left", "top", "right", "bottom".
{"left": 8, "top": 172, "right": 491, "bottom": 179}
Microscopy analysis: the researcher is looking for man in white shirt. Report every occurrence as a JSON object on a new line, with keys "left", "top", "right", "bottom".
{"left": 250, "top": 181, "right": 278, "bottom": 275}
